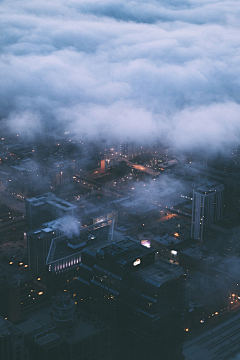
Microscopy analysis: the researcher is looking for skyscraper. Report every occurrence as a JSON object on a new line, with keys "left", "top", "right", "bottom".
{"left": 191, "top": 181, "right": 224, "bottom": 243}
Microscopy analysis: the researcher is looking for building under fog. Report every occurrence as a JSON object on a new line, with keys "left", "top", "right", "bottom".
{"left": 25, "top": 193, "right": 78, "bottom": 230}
{"left": 191, "top": 181, "right": 224, "bottom": 244}
{"left": 27, "top": 218, "right": 64, "bottom": 276}
{"left": 45, "top": 220, "right": 114, "bottom": 296}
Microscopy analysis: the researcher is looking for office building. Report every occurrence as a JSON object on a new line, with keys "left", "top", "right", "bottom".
{"left": 27, "top": 218, "right": 65, "bottom": 276}
{"left": 77, "top": 237, "right": 185, "bottom": 360}
{"left": 191, "top": 181, "right": 224, "bottom": 243}
{"left": 25, "top": 193, "right": 78, "bottom": 230}
{"left": 46, "top": 220, "right": 113, "bottom": 296}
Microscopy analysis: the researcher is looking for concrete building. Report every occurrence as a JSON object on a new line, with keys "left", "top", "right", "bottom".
{"left": 27, "top": 218, "right": 64, "bottom": 276}
{"left": 16, "top": 293, "right": 110, "bottom": 360}
{"left": 0, "top": 316, "right": 29, "bottom": 360}
{"left": 0, "top": 260, "right": 36, "bottom": 323}
{"left": 25, "top": 193, "right": 78, "bottom": 230}
{"left": 205, "top": 211, "right": 240, "bottom": 255}
{"left": 77, "top": 237, "right": 185, "bottom": 360}
{"left": 45, "top": 220, "right": 113, "bottom": 296}
{"left": 191, "top": 181, "right": 224, "bottom": 243}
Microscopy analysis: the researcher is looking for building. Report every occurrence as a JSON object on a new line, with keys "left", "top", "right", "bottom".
{"left": 45, "top": 220, "right": 113, "bottom": 296}
{"left": 0, "top": 260, "right": 37, "bottom": 323}
{"left": 191, "top": 181, "right": 224, "bottom": 243}
{"left": 77, "top": 237, "right": 185, "bottom": 360}
{"left": 118, "top": 197, "right": 160, "bottom": 231}
{"left": 16, "top": 293, "right": 110, "bottom": 360}
{"left": 27, "top": 218, "right": 66, "bottom": 276}
{"left": 25, "top": 193, "right": 78, "bottom": 230}
{"left": 205, "top": 211, "right": 240, "bottom": 255}
{"left": 0, "top": 316, "right": 29, "bottom": 360}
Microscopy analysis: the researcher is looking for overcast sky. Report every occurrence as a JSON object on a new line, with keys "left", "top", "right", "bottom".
{"left": 1, "top": 0, "right": 240, "bottom": 151}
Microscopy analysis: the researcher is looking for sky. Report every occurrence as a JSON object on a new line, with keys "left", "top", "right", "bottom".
{"left": 1, "top": 0, "right": 240, "bottom": 152}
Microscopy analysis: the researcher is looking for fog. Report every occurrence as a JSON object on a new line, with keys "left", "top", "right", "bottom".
{"left": 1, "top": 0, "right": 240, "bottom": 151}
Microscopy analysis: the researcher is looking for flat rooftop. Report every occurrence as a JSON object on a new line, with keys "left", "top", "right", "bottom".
{"left": 46, "top": 198, "right": 77, "bottom": 211}
{"left": 187, "top": 271, "right": 225, "bottom": 308}
{"left": 152, "top": 234, "right": 182, "bottom": 247}
{"left": 181, "top": 246, "right": 222, "bottom": 264}
{"left": 52, "top": 224, "right": 110, "bottom": 261}
{"left": 120, "top": 198, "right": 158, "bottom": 214}
{"left": 136, "top": 259, "right": 184, "bottom": 284}
{"left": 17, "top": 305, "right": 108, "bottom": 345}
{"left": 26, "top": 192, "right": 54, "bottom": 203}
{"left": 195, "top": 181, "right": 224, "bottom": 195}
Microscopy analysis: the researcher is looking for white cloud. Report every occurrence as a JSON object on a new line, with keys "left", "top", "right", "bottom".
{"left": 1, "top": 0, "right": 240, "bottom": 151}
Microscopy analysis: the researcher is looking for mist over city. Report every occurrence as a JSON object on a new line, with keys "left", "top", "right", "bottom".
{"left": 1, "top": 0, "right": 240, "bottom": 359}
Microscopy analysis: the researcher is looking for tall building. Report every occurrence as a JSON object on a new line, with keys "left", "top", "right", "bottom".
{"left": 27, "top": 217, "right": 68, "bottom": 276}
{"left": 0, "top": 316, "right": 29, "bottom": 360}
{"left": 77, "top": 237, "right": 185, "bottom": 360}
{"left": 191, "top": 181, "right": 224, "bottom": 243}
{"left": 25, "top": 193, "right": 78, "bottom": 230}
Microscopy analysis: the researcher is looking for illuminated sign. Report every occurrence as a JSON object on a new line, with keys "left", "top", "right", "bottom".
{"left": 141, "top": 240, "right": 151, "bottom": 248}
{"left": 133, "top": 258, "right": 141, "bottom": 266}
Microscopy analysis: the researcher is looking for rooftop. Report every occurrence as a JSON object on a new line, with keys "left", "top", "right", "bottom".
{"left": 16, "top": 304, "right": 108, "bottom": 345}
{"left": 195, "top": 181, "right": 224, "bottom": 195}
{"left": 51, "top": 223, "right": 111, "bottom": 262}
{"left": 120, "top": 197, "right": 158, "bottom": 215}
{"left": 135, "top": 259, "right": 184, "bottom": 285}
{"left": 152, "top": 234, "right": 182, "bottom": 247}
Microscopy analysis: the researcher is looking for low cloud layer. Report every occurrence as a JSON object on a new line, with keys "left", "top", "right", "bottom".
{"left": 1, "top": 0, "right": 240, "bottom": 151}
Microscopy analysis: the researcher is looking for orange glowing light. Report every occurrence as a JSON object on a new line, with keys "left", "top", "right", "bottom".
{"left": 174, "top": 233, "right": 179, "bottom": 237}
{"left": 38, "top": 292, "right": 43, "bottom": 296}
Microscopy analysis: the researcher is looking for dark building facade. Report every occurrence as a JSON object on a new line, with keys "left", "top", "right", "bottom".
{"left": 16, "top": 293, "right": 110, "bottom": 360}
{"left": 0, "top": 316, "right": 29, "bottom": 360}
{"left": 77, "top": 237, "right": 185, "bottom": 360}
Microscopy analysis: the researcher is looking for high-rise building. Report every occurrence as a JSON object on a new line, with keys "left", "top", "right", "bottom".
{"left": 191, "top": 181, "right": 224, "bottom": 243}
{"left": 25, "top": 193, "right": 78, "bottom": 230}
{"left": 77, "top": 237, "right": 185, "bottom": 360}
{"left": 27, "top": 218, "right": 62, "bottom": 276}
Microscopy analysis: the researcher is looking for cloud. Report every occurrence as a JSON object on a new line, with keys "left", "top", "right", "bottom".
{"left": 1, "top": 0, "right": 240, "bottom": 151}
